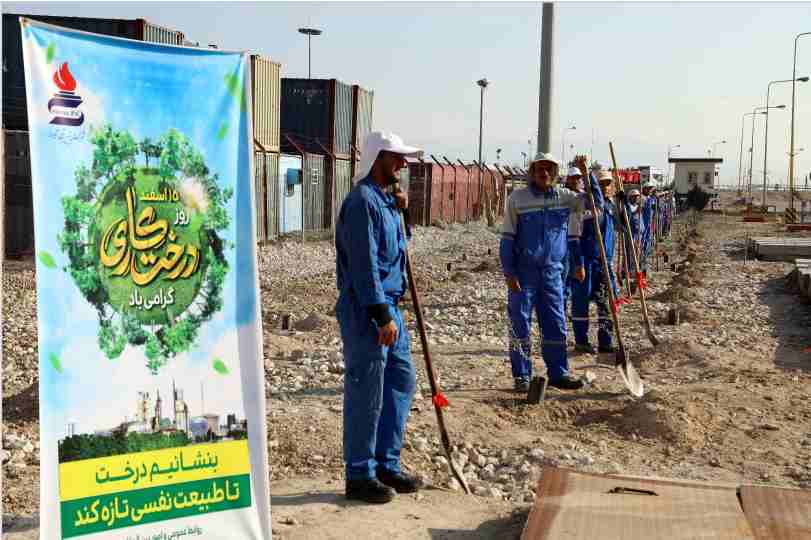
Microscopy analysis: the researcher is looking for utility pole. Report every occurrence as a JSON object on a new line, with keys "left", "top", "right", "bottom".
{"left": 538, "top": 2, "right": 554, "bottom": 155}
{"left": 298, "top": 27, "right": 322, "bottom": 79}
{"left": 477, "top": 78, "right": 489, "bottom": 168}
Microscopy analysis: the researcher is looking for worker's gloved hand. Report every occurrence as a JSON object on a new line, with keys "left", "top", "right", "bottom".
{"left": 394, "top": 188, "right": 408, "bottom": 210}
{"left": 505, "top": 276, "right": 522, "bottom": 293}
{"left": 616, "top": 190, "right": 627, "bottom": 204}
{"left": 575, "top": 266, "right": 586, "bottom": 282}
{"left": 378, "top": 320, "right": 398, "bottom": 347}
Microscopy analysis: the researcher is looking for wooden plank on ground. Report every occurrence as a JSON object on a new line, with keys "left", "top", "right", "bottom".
{"left": 739, "top": 485, "right": 811, "bottom": 539}
{"left": 522, "top": 468, "right": 755, "bottom": 540}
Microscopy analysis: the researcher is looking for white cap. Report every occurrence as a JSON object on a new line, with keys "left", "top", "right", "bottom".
{"left": 566, "top": 166, "right": 582, "bottom": 177}
{"left": 529, "top": 152, "right": 561, "bottom": 167}
{"left": 352, "top": 131, "right": 424, "bottom": 182}
{"left": 629, "top": 189, "right": 641, "bottom": 197}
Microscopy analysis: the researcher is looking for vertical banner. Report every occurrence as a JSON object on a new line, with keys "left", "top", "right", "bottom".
{"left": 21, "top": 18, "right": 271, "bottom": 540}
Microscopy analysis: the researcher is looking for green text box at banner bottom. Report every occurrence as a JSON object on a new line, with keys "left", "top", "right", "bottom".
{"left": 61, "top": 474, "right": 252, "bottom": 538}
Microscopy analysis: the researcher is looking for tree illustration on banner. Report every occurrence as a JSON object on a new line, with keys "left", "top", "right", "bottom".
{"left": 58, "top": 124, "right": 233, "bottom": 373}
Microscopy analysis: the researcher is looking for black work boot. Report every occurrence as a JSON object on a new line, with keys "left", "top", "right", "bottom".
{"left": 574, "top": 342, "right": 597, "bottom": 354}
{"left": 376, "top": 468, "right": 422, "bottom": 494}
{"left": 346, "top": 478, "right": 396, "bottom": 504}
{"left": 548, "top": 374, "right": 585, "bottom": 391}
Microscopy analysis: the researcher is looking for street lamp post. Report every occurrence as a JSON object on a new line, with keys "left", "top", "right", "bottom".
{"left": 789, "top": 33, "right": 811, "bottom": 211}
{"left": 476, "top": 78, "right": 489, "bottom": 169}
{"left": 561, "top": 124, "right": 575, "bottom": 167}
{"left": 763, "top": 78, "right": 807, "bottom": 207}
{"left": 738, "top": 113, "right": 759, "bottom": 193}
{"left": 297, "top": 27, "right": 322, "bottom": 79}
{"left": 749, "top": 105, "right": 785, "bottom": 198}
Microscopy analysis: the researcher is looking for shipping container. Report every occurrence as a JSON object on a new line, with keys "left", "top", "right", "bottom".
{"left": 326, "top": 158, "right": 352, "bottom": 229}
{"left": 453, "top": 164, "right": 471, "bottom": 223}
{"left": 251, "top": 56, "right": 281, "bottom": 153}
{"left": 265, "top": 152, "right": 280, "bottom": 240}
{"left": 254, "top": 151, "right": 267, "bottom": 242}
{"left": 438, "top": 162, "right": 455, "bottom": 223}
{"left": 3, "top": 14, "right": 184, "bottom": 130}
{"left": 469, "top": 165, "right": 482, "bottom": 220}
{"left": 301, "top": 153, "right": 328, "bottom": 231}
{"left": 278, "top": 154, "right": 303, "bottom": 234}
{"left": 407, "top": 161, "right": 430, "bottom": 226}
{"left": 350, "top": 85, "right": 374, "bottom": 174}
{"left": 3, "top": 130, "right": 34, "bottom": 257}
{"left": 280, "top": 78, "right": 353, "bottom": 159}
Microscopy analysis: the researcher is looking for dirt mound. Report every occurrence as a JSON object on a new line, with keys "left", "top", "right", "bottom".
{"left": 610, "top": 390, "right": 713, "bottom": 447}
{"left": 636, "top": 339, "right": 713, "bottom": 370}
{"left": 265, "top": 333, "right": 307, "bottom": 358}
{"left": 472, "top": 259, "right": 499, "bottom": 273}
{"left": 294, "top": 312, "right": 337, "bottom": 332}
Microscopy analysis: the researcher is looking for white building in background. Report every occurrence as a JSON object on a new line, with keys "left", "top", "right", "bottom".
{"left": 638, "top": 165, "right": 664, "bottom": 186}
{"left": 668, "top": 157, "right": 722, "bottom": 196}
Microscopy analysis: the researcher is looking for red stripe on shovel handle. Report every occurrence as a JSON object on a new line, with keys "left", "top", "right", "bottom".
{"left": 432, "top": 393, "right": 449, "bottom": 408}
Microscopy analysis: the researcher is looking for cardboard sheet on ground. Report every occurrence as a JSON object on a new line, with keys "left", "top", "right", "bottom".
{"left": 739, "top": 485, "right": 811, "bottom": 540}
{"left": 522, "top": 468, "right": 754, "bottom": 540}
{"left": 20, "top": 17, "right": 270, "bottom": 539}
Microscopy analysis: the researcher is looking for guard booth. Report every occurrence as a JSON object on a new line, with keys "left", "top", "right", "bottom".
{"left": 668, "top": 157, "right": 723, "bottom": 208}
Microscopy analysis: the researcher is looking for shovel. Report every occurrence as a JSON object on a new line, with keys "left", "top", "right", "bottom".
{"left": 397, "top": 205, "right": 471, "bottom": 494}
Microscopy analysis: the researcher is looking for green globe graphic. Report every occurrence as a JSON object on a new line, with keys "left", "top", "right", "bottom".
{"left": 59, "top": 125, "right": 233, "bottom": 373}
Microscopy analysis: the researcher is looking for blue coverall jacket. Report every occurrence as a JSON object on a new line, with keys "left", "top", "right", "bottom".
{"left": 500, "top": 182, "right": 583, "bottom": 382}
{"left": 571, "top": 175, "right": 620, "bottom": 348}
{"left": 335, "top": 176, "right": 416, "bottom": 481}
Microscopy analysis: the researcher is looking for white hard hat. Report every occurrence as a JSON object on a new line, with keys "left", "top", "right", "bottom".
{"left": 352, "top": 131, "right": 424, "bottom": 182}
{"left": 566, "top": 166, "right": 582, "bottom": 177}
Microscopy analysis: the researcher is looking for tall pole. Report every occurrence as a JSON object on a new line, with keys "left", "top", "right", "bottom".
{"left": 476, "top": 78, "right": 488, "bottom": 167}
{"left": 538, "top": 2, "right": 554, "bottom": 155}
{"left": 790, "top": 32, "right": 811, "bottom": 211}
{"left": 738, "top": 113, "right": 752, "bottom": 193}
{"left": 749, "top": 107, "right": 759, "bottom": 199}
{"left": 298, "top": 27, "right": 322, "bottom": 80}
{"left": 763, "top": 80, "right": 796, "bottom": 206}
{"left": 478, "top": 86, "right": 484, "bottom": 166}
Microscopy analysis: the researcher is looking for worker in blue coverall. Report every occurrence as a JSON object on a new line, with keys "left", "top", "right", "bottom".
{"left": 622, "top": 188, "right": 645, "bottom": 292}
{"left": 335, "top": 131, "right": 423, "bottom": 504}
{"left": 640, "top": 185, "right": 657, "bottom": 276}
{"left": 571, "top": 167, "right": 621, "bottom": 354}
{"left": 500, "top": 152, "right": 587, "bottom": 392}
{"left": 562, "top": 167, "right": 585, "bottom": 317}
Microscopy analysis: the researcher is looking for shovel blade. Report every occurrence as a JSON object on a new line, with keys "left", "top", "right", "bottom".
{"left": 616, "top": 349, "right": 645, "bottom": 397}
{"left": 527, "top": 376, "right": 547, "bottom": 404}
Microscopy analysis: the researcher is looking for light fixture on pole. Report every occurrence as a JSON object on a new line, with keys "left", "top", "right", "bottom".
{"left": 521, "top": 151, "right": 527, "bottom": 167}
{"left": 298, "top": 27, "right": 322, "bottom": 79}
{"left": 561, "top": 124, "right": 575, "bottom": 166}
{"left": 789, "top": 32, "right": 811, "bottom": 211}
{"left": 763, "top": 77, "right": 807, "bottom": 207}
{"left": 749, "top": 105, "right": 785, "bottom": 198}
{"left": 476, "top": 78, "right": 489, "bottom": 170}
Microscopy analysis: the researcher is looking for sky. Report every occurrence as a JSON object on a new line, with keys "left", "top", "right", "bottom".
{"left": 5, "top": 1, "right": 811, "bottom": 187}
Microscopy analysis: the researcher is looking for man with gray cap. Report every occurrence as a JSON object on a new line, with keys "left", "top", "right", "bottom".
{"left": 500, "top": 152, "right": 597, "bottom": 392}
{"left": 336, "top": 131, "right": 422, "bottom": 504}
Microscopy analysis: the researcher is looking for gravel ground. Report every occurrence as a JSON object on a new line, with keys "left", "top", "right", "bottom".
{"left": 5, "top": 212, "right": 811, "bottom": 537}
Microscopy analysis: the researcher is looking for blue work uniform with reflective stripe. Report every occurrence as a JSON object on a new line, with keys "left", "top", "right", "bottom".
{"left": 571, "top": 174, "right": 620, "bottom": 348}
{"left": 335, "top": 176, "right": 416, "bottom": 481}
{"left": 500, "top": 182, "right": 583, "bottom": 382}
{"left": 623, "top": 202, "right": 646, "bottom": 276}
{"left": 640, "top": 195, "right": 656, "bottom": 268}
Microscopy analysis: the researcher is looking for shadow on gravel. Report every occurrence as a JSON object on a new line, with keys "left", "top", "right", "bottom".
{"left": 271, "top": 490, "right": 350, "bottom": 509}
{"left": 2, "top": 514, "right": 38, "bottom": 534}
{"left": 427, "top": 508, "right": 528, "bottom": 540}
{"left": 759, "top": 274, "right": 811, "bottom": 373}
{"left": 2, "top": 382, "right": 38, "bottom": 423}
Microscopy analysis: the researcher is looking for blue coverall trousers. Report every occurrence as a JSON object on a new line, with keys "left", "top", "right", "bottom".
{"left": 507, "top": 264, "right": 569, "bottom": 382}
{"left": 571, "top": 260, "right": 614, "bottom": 349}
{"left": 338, "top": 302, "right": 416, "bottom": 481}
